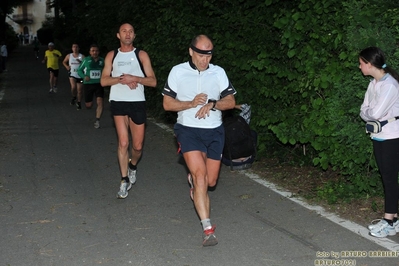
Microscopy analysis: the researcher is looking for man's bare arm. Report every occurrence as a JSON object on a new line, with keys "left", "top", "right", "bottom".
{"left": 62, "top": 54, "right": 70, "bottom": 71}
{"left": 195, "top": 94, "right": 236, "bottom": 119}
{"left": 163, "top": 93, "right": 208, "bottom": 112}
{"left": 100, "top": 51, "right": 120, "bottom": 87}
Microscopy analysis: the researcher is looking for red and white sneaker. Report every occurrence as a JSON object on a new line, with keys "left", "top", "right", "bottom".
{"left": 203, "top": 226, "right": 218, "bottom": 247}
{"left": 187, "top": 173, "right": 194, "bottom": 200}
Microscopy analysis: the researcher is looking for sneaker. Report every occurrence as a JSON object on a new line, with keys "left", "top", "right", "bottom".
{"left": 128, "top": 159, "right": 137, "bottom": 185}
{"left": 187, "top": 173, "right": 194, "bottom": 200}
{"left": 94, "top": 120, "right": 100, "bottom": 129}
{"left": 70, "top": 97, "right": 76, "bottom": 105}
{"left": 203, "top": 226, "right": 218, "bottom": 247}
{"left": 369, "top": 219, "right": 396, "bottom": 238}
{"left": 76, "top": 102, "right": 82, "bottom": 110}
{"left": 53, "top": 87, "right": 57, "bottom": 93}
{"left": 48, "top": 88, "right": 53, "bottom": 93}
{"left": 117, "top": 180, "right": 130, "bottom": 199}
{"left": 368, "top": 218, "right": 399, "bottom": 233}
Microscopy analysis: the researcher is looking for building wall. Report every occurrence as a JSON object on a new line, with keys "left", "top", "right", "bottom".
{"left": 6, "top": 0, "right": 54, "bottom": 44}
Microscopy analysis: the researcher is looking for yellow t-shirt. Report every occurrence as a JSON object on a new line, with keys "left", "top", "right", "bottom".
{"left": 45, "top": 49, "right": 62, "bottom": 69}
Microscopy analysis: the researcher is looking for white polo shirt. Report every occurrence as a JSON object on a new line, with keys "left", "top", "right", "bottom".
{"left": 163, "top": 60, "right": 236, "bottom": 128}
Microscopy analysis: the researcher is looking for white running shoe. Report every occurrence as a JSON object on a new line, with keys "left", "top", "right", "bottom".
{"left": 128, "top": 159, "right": 137, "bottom": 186}
{"left": 368, "top": 218, "right": 399, "bottom": 232}
{"left": 369, "top": 219, "right": 396, "bottom": 238}
{"left": 117, "top": 181, "right": 129, "bottom": 199}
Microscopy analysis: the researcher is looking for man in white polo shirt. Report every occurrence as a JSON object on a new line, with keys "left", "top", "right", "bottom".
{"left": 163, "top": 34, "right": 236, "bottom": 247}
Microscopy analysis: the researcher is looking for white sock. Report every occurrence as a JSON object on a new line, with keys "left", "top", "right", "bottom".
{"left": 201, "top": 219, "right": 212, "bottom": 230}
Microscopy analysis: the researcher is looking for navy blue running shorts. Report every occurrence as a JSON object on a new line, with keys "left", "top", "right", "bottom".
{"left": 110, "top": 101, "right": 146, "bottom": 125}
{"left": 174, "top": 123, "right": 225, "bottom": 160}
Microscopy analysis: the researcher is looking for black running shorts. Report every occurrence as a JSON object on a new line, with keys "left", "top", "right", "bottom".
{"left": 110, "top": 101, "right": 146, "bottom": 125}
{"left": 47, "top": 68, "right": 59, "bottom": 77}
{"left": 84, "top": 83, "right": 104, "bottom": 103}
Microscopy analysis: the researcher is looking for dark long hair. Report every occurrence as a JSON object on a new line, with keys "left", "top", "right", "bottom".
{"left": 359, "top": 47, "right": 399, "bottom": 83}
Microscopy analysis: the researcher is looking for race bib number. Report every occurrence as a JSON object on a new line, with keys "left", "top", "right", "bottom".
{"left": 90, "top": 70, "right": 101, "bottom": 79}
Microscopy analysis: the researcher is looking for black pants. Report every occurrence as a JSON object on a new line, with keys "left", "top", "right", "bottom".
{"left": 373, "top": 138, "right": 399, "bottom": 214}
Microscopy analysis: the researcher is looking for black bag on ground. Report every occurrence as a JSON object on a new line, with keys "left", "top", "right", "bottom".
{"left": 222, "top": 115, "right": 257, "bottom": 170}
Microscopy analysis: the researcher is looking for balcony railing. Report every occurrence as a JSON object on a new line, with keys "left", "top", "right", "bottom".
{"left": 12, "top": 14, "right": 34, "bottom": 24}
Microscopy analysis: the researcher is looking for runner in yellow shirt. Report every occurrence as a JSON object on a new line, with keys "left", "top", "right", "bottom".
{"left": 42, "top": 42, "right": 62, "bottom": 93}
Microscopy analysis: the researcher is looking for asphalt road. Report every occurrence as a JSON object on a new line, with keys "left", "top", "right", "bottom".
{"left": 1, "top": 46, "right": 399, "bottom": 266}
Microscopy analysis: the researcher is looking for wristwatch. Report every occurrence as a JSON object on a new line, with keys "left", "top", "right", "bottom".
{"left": 207, "top": 99, "right": 217, "bottom": 111}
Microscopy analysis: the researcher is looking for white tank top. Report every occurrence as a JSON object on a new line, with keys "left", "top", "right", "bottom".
{"left": 109, "top": 48, "right": 145, "bottom": 102}
{"left": 69, "top": 53, "right": 83, "bottom": 78}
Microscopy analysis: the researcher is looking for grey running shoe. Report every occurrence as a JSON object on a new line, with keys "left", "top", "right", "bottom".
{"left": 53, "top": 87, "right": 58, "bottom": 93}
{"left": 128, "top": 160, "right": 137, "bottom": 186}
{"left": 94, "top": 120, "right": 100, "bottom": 129}
{"left": 368, "top": 218, "right": 399, "bottom": 233}
{"left": 203, "top": 226, "right": 218, "bottom": 247}
{"left": 369, "top": 219, "right": 396, "bottom": 238}
{"left": 76, "top": 102, "right": 82, "bottom": 110}
{"left": 49, "top": 88, "right": 53, "bottom": 93}
{"left": 70, "top": 97, "right": 76, "bottom": 105}
{"left": 117, "top": 180, "right": 129, "bottom": 199}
